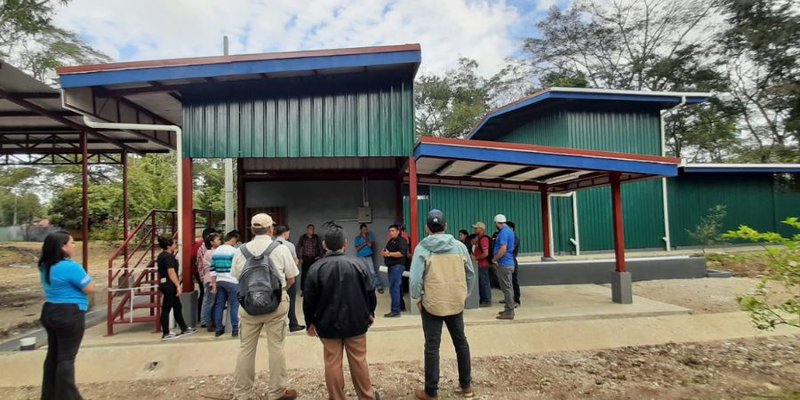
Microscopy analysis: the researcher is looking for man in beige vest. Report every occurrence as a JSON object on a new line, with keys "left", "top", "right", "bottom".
{"left": 410, "top": 209, "right": 476, "bottom": 399}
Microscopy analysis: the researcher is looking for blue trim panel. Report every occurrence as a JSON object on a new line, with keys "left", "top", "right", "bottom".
{"left": 682, "top": 167, "right": 800, "bottom": 174}
{"left": 60, "top": 51, "right": 422, "bottom": 88}
{"left": 414, "top": 143, "right": 678, "bottom": 177}
{"left": 468, "top": 91, "right": 708, "bottom": 139}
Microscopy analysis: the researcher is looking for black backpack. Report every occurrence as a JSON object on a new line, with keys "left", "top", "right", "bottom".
{"left": 238, "top": 242, "right": 282, "bottom": 315}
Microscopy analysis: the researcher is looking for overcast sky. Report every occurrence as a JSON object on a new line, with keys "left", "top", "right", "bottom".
{"left": 54, "top": 0, "right": 571, "bottom": 77}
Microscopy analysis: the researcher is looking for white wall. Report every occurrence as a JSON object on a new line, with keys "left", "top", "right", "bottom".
{"left": 245, "top": 180, "right": 397, "bottom": 258}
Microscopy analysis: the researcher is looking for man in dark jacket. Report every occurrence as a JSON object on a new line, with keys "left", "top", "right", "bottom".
{"left": 297, "top": 224, "right": 324, "bottom": 293}
{"left": 303, "top": 225, "right": 379, "bottom": 400}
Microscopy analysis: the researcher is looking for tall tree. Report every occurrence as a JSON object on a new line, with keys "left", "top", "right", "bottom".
{"left": 521, "top": 0, "right": 735, "bottom": 161}
{"left": 415, "top": 58, "right": 490, "bottom": 138}
{"left": 0, "top": 0, "right": 109, "bottom": 83}
{"left": 718, "top": 0, "right": 800, "bottom": 162}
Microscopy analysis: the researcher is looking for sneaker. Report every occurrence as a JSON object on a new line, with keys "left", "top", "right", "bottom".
{"left": 278, "top": 388, "right": 298, "bottom": 400}
{"left": 289, "top": 324, "right": 306, "bottom": 333}
{"left": 215, "top": 330, "right": 225, "bottom": 337}
{"left": 231, "top": 331, "right": 239, "bottom": 338}
{"left": 384, "top": 312, "right": 401, "bottom": 318}
{"left": 496, "top": 313, "right": 514, "bottom": 320}
{"left": 454, "top": 386, "right": 475, "bottom": 398}
{"left": 415, "top": 388, "right": 437, "bottom": 400}
{"left": 180, "top": 327, "right": 198, "bottom": 337}
{"left": 479, "top": 302, "right": 491, "bottom": 308}
{"left": 161, "top": 332, "right": 180, "bottom": 341}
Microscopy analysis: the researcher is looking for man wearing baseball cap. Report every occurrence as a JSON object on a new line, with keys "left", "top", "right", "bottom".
{"left": 492, "top": 214, "right": 516, "bottom": 320}
{"left": 230, "top": 213, "right": 300, "bottom": 400}
{"left": 471, "top": 221, "right": 492, "bottom": 307}
{"left": 410, "top": 209, "right": 476, "bottom": 399}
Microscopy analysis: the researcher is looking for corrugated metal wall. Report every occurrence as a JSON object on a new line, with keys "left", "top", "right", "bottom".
{"left": 668, "top": 174, "right": 777, "bottom": 247}
{"left": 182, "top": 73, "right": 414, "bottom": 158}
{"left": 774, "top": 181, "right": 800, "bottom": 238}
{"left": 497, "top": 108, "right": 667, "bottom": 251}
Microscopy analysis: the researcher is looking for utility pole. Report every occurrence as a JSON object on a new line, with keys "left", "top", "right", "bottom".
{"left": 223, "top": 35, "right": 235, "bottom": 231}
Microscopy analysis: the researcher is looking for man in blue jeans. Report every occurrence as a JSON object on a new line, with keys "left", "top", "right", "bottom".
{"left": 355, "top": 224, "right": 383, "bottom": 293}
{"left": 471, "top": 221, "right": 492, "bottom": 307}
{"left": 492, "top": 214, "right": 516, "bottom": 320}
{"left": 410, "top": 209, "right": 476, "bottom": 399}
{"left": 381, "top": 224, "right": 408, "bottom": 318}
{"left": 210, "top": 231, "right": 241, "bottom": 337}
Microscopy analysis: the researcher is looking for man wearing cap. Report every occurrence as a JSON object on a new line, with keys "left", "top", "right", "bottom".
{"left": 492, "top": 214, "right": 516, "bottom": 320}
{"left": 230, "top": 213, "right": 300, "bottom": 400}
{"left": 410, "top": 209, "right": 476, "bottom": 400}
{"left": 471, "top": 222, "right": 492, "bottom": 307}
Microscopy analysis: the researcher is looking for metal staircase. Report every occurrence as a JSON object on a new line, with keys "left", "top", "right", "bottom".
{"left": 105, "top": 209, "right": 213, "bottom": 336}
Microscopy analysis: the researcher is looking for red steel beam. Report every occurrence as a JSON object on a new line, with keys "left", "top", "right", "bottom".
{"left": 81, "top": 131, "right": 89, "bottom": 271}
{"left": 408, "top": 156, "right": 419, "bottom": 251}
{"left": 541, "top": 187, "right": 552, "bottom": 259}
{"left": 181, "top": 157, "right": 195, "bottom": 292}
{"left": 610, "top": 173, "right": 626, "bottom": 272}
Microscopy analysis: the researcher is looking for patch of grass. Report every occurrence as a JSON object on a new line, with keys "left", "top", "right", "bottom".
{"left": 705, "top": 251, "right": 772, "bottom": 278}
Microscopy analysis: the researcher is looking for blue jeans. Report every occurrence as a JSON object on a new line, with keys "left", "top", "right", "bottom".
{"left": 389, "top": 264, "right": 404, "bottom": 313}
{"left": 360, "top": 256, "right": 383, "bottom": 289}
{"left": 214, "top": 281, "right": 240, "bottom": 334}
{"left": 478, "top": 268, "right": 492, "bottom": 304}
{"left": 201, "top": 282, "right": 216, "bottom": 326}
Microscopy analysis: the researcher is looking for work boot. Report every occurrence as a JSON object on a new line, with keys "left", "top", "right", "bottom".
{"left": 496, "top": 313, "right": 514, "bottom": 320}
{"left": 453, "top": 386, "right": 475, "bottom": 398}
{"left": 415, "top": 388, "right": 437, "bottom": 400}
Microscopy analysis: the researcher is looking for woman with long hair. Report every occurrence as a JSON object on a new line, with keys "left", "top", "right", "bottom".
{"left": 157, "top": 236, "right": 197, "bottom": 340}
{"left": 39, "top": 231, "right": 95, "bottom": 400}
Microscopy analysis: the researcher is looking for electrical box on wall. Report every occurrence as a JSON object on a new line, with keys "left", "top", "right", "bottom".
{"left": 357, "top": 207, "right": 372, "bottom": 223}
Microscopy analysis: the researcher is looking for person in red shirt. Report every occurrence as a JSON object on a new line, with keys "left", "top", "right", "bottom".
{"left": 471, "top": 221, "right": 492, "bottom": 307}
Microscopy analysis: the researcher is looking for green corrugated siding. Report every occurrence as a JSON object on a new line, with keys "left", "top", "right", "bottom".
{"left": 498, "top": 108, "right": 665, "bottom": 251}
{"left": 402, "top": 186, "right": 578, "bottom": 254}
{"left": 182, "top": 74, "right": 414, "bottom": 158}
{"left": 774, "top": 182, "right": 800, "bottom": 238}
{"left": 668, "top": 174, "right": 777, "bottom": 247}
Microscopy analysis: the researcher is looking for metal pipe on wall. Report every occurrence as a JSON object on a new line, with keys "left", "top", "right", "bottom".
{"left": 660, "top": 95, "right": 687, "bottom": 251}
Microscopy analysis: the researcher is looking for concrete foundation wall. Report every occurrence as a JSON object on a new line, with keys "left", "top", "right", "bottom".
{"left": 246, "top": 180, "right": 397, "bottom": 259}
{"left": 517, "top": 256, "right": 707, "bottom": 286}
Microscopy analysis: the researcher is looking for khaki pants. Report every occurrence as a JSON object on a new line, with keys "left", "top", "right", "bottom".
{"left": 321, "top": 335, "right": 376, "bottom": 400}
{"left": 233, "top": 292, "right": 290, "bottom": 400}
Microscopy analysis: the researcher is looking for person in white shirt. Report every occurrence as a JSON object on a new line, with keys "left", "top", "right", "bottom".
{"left": 274, "top": 225, "right": 305, "bottom": 333}
{"left": 230, "top": 213, "right": 300, "bottom": 400}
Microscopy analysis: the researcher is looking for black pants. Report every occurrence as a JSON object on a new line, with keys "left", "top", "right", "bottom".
{"left": 160, "top": 284, "right": 188, "bottom": 334}
{"left": 41, "top": 303, "right": 85, "bottom": 400}
{"left": 421, "top": 309, "right": 471, "bottom": 397}
{"left": 512, "top": 259, "right": 521, "bottom": 305}
{"left": 194, "top": 272, "right": 204, "bottom": 324}
{"left": 287, "top": 281, "right": 299, "bottom": 327}
{"left": 301, "top": 256, "right": 316, "bottom": 292}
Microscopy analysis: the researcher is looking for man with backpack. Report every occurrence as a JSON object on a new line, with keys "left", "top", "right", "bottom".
{"left": 230, "top": 213, "right": 299, "bottom": 400}
{"left": 471, "top": 221, "right": 492, "bottom": 307}
{"left": 303, "top": 225, "right": 379, "bottom": 400}
{"left": 410, "top": 209, "right": 475, "bottom": 400}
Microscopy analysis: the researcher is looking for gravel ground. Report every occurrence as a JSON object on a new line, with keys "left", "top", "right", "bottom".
{"left": 4, "top": 335, "right": 799, "bottom": 399}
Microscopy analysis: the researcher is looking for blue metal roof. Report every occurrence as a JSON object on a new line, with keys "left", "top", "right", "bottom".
{"left": 58, "top": 44, "right": 421, "bottom": 89}
{"left": 468, "top": 88, "right": 711, "bottom": 140}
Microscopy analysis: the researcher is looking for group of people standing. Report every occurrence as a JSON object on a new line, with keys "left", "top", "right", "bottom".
{"left": 36, "top": 209, "right": 519, "bottom": 399}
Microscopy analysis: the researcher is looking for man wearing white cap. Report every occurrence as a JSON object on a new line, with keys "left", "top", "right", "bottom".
{"left": 492, "top": 214, "right": 516, "bottom": 320}
{"left": 230, "top": 213, "right": 300, "bottom": 400}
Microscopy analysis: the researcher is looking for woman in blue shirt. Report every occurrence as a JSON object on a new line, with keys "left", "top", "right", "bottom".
{"left": 39, "top": 231, "right": 95, "bottom": 400}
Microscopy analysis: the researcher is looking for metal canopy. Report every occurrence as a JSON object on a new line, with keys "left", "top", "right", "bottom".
{"left": 56, "top": 44, "right": 422, "bottom": 148}
{"left": 410, "top": 136, "right": 680, "bottom": 193}
{"left": 0, "top": 60, "right": 169, "bottom": 160}
{"left": 468, "top": 87, "right": 712, "bottom": 140}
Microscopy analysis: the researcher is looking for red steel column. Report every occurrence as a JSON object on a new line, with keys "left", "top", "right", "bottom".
{"left": 541, "top": 187, "right": 552, "bottom": 260}
{"left": 181, "top": 157, "right": 194, "bottom": 292}
{"left": 122, "top": 151, "right": 129, "bottom": 239}
{"left": 408, "top": 156, "right": 419, "bottom": 251}
{"left": 611, "top": 173, "right": 626, "bottom": 272}
{"left": 81, "top": 131, "right": 89, "bottom": 271}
